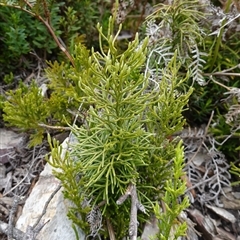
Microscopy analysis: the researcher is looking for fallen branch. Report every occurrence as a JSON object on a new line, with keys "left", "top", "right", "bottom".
{"left": 117, "top": 183, "right": 146, "bottom": 240}
{"left": 8, "top": 196, "right": 22, "bottom": 240}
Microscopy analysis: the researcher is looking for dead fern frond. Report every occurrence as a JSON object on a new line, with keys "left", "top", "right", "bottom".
{"left": 86, "top": 205, "right": 103, "bottom": 238}
{"left": 181, "top": 127, "right": 231, "bottom": 207}
{"left": 225, "top": 104, "right": 240, "bottom": 124}
{"left": 189, "top": 45, "right": 207, "bottom": 86}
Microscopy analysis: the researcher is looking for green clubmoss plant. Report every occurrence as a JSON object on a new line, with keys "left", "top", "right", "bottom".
{"left": 2, "top": 78, "right": 80, "bottom": 146}
{"left": 3, "top": 81, "right": 49, "bottom": 145}
{"left": 154, "top": 141, "right": 189, "bottom": 240}
{"left": 47, "top": 13, "right": 192, "bottom": 239}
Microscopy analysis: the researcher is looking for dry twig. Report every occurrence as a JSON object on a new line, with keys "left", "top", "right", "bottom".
{"left": 0, "top": 184, "right": 61, "bottom": 240}
{"left": 117, "top": 183, "right": 146, "bottom": 240}
{"left": 7, "top": 196, "right": 22, "bottom": 240}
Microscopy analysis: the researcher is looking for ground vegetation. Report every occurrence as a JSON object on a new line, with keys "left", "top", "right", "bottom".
{"left": 0, "top": 0, "right": 240, "bottom": 239}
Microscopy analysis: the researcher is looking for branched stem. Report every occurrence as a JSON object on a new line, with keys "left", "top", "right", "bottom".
{"left": 34, "top": 15, "right": 75, "bottom": 67}
{"left": 117, "top": 183, "right": 146, "bottom": 240}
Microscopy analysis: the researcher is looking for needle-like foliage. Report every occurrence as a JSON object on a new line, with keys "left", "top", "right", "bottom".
{"left": 47, "top": 13, "right": 192, "bottom": 238}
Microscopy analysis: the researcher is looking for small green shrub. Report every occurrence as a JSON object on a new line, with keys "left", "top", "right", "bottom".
{"left": 0, "top": 4, "right": 61, "bottom": 74}
{"left": 154, "top": 141, "right": 189, "bottom": 240}
{"left": 47, "top": 13, "right": 192, "bottom": 238}
{"left": 2, "top": 73, "right": 82, "bottom": 145}
{"left": 3, "top": 82, "right": 49, "bottom": 145}
{"left": 0, "top": 0, "right": 112, "bottom": 76}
